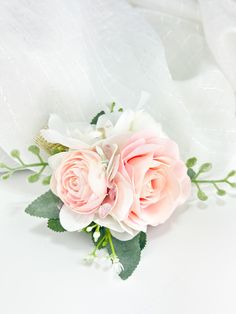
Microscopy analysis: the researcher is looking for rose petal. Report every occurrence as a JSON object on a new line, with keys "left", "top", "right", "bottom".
{"left": 110, "top": 229, "right": 139, "bottom": 241}
{"left": 111, "top": 172, "right": 134, "bottom": 221}
{"left": 124, "top": 211, "right": 147, "bottom": 232}
{"left": 48, "top": 152, "right": 67, "bottom": 171}
{"left": 94, "top": 215, "right": 125, "bottom": 233}
{"left": 140, "top": 196, "right": 176, "bottom": 226}
{"left": 60, "top": 205, "right": 94, "bottom": 231}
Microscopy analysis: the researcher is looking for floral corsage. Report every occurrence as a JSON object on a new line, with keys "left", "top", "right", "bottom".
{"left": 1, "top": 104, "right": 235, "bottom": 279}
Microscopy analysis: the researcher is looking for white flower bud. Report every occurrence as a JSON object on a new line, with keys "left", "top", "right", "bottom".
{"left": 93, "top": 231, "right": 101, "bottom": 242}
{"left": 86, "top": 226, "right": 93, "bottom": 232}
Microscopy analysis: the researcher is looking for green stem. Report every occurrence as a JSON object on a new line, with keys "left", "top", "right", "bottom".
{"left": 37, "top": 164, "right": 47, "bottom": 176}
{"left": 193, "top": 170, "right": 201, "bottom": 180}
{"left": 15, "top": 156, "right": 26, "bottom": 166}
{"left": 37, "top": 154, "right": 44, "bottom": 164}
{"left": 106, "top": 229, "right": 117, "bottom": 259}
{"left": 192, "top": 179, "right": 226, "bottom": 184}
{"left": 194, "top": 181, "right": 201, "bottom": 192}
{"left": 3, "top": 165, "right": 12, "bottom": 171}
{"left": 213, "top": 182, "right": 220, "bottom": 191}
{"left": 92, "top": 234, "right": 107, "bottom": 255}
{"left": 9, "top": 162, "right": 48, "bottom": 172}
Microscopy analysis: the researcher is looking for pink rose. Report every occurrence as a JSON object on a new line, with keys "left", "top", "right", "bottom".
{"left": 104, "top": 131, "right": 191, "bottom": 233}
{"left": 49, "top": 150, "right": 107, "bottom": 231}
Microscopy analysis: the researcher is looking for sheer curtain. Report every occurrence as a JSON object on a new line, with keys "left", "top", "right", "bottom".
{"left": 0, "top": 0, "right": 235, "bottom": 170}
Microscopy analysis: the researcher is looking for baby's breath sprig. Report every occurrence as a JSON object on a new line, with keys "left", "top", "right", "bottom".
{"left": 186, "top": 157, "right": 236, "bottom": 201}
{"left": 0, "top": 145, "right": 49, "bottom": 184}
{"left": 84, "top": 225, "right": 123, "bottom": 273}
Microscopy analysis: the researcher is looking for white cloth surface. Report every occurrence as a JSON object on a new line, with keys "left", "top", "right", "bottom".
{"left": 0, "top": 1, "right": 236, "bottom": 313}
{"left": 1, "top": 173, "right": 236, "bottom": 314}
{"left": 0, "top": 0, "right": 236, "bottom": 166}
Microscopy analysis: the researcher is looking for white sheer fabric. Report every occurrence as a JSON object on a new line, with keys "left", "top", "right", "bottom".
{"left": 0, "top": 0, "right": 235, "bottom": 170}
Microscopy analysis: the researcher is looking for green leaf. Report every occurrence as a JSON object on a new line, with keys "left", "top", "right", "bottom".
{"left": 108, "top": 233, "right": 142, "bottom": 280}
{"left": 217, "top": 189, "right": 226, "bottom": 196}
{"left": 1, "top": 173, "right": 11, "bottom": 180}
{"left": 199, "top": 162, "right": 212, "bottom": 173}
{"left": 25, "top": 190, "right": 62, "bottom": 219}
{"left": 28, "top": 145, "right": 40, "bottom": 155}
{"left": 227, "top": 170, "right": 236, "bottom": 178}
{"left": 139, "top": 232, "right": 147, "bottom": 251}
{"left": 48, "top": 218, "right": 65, "bottom": 232}
{"left": 230, "top": 182, "right": 236, "bottom": 188}
{"left": 186, "top": 157, "right": 197, "bottom": 168}
{"left": 28, "top": 173, "right": 40, "bottom": 183}
{"left": 90, "top": 110, "right": 105, "bottom": 125}
{"left": 42, "top": 175, "right": 51, "bottom": 185}
{"left": 187, "top": 168, "right": 196, "bottom": 180}
{"left": 197, "top": 190, "right": 208, "bottom": 201}
{"left": 0, "top": 163, "right": 7, "bottom": 168}
{"left": 11, "top": 149, "right": 20, "bottom": 158}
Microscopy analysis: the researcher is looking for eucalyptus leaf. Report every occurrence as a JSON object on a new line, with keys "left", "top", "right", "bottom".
{"left": 1, "top": 173, "right": 11, "bottom": 180}
{"left": 28, "top": 173, "right": 40, "bottom": 183}
{"left": 186, "top": 157, "right": 197, "bottom": 168}
{"left": 42, "top": 175, "right": 51, "bottom": 185}
{"left": 227, "top": 170, "right": 236, "bottom": 178}
{"left": 11, "top": 149, "right": 20, "bottom": 158}
{"left": 197, "top": 190, "right": 208, "bottom": 201}
{"left": 217, "top": 189, "right": 226, "bottom": 196}
{"left": 28, "top": 145, "right": 40, "bottom": 155}
{"left": 199, "top": 163, "right": 212, "bottom": 173}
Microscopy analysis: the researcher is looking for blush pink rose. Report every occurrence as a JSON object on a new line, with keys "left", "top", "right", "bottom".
{"left": 50, "top": 150, "right": 107, "bottom": 215}
{"left": 104, "top": 131, "right": 191, "bottom": 233}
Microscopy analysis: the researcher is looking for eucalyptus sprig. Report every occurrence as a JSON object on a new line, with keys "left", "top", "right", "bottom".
{"left": 186, "top": 157, "right": 236, "bottom": 201}
{"left": 0, "top": 145, "right": 50, "bottom": 184}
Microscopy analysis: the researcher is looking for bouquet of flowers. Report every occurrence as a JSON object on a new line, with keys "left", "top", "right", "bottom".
{"left": 1, "top": 103, "right": 235, "bottom": 279}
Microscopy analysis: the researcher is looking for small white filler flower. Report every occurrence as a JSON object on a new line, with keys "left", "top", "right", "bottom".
{"left": 112, "top": 257, "right": 124, "bottom": 275}
{"left": 83, "top": 253, "right": 96, "bottom": 265}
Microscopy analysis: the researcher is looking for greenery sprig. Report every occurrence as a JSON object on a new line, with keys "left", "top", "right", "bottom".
{"left": 0, "top": 145, "right": 50, "bottom": 185}
{"left": 24, "top": 190, "right": 146, "bottom": 280}
{"left": 84, "top": 222, "right": 146, "bottom": 279}
{"left": 186, "top": 157, "right": 236, "bottom": 201}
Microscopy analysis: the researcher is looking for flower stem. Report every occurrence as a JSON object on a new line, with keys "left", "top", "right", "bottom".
{"left": 106, "top": 229, "right": 117, "bottom": 260}
{"left": 192, "top": 179, "right": 226, "bottom": 184}
{"left": 194, "top": 181, "right": 201, "bottom": 191}
{"left": 92, "top": 234, "right": 107, "bottom": 255}
{"left": 37, "top": 164, "right": 47, "bottom": 175}
{"left": 5, "top": 162, "right": 48, "bottom": 175}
